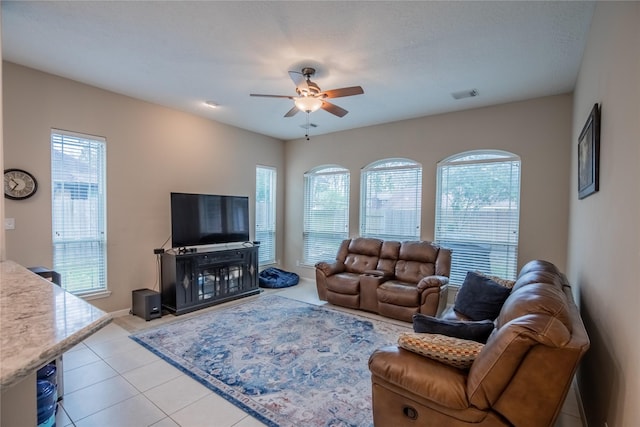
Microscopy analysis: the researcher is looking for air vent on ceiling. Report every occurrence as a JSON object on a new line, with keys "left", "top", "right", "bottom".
{"left": 451, "top": 89, "right": 479, "bottom": 100}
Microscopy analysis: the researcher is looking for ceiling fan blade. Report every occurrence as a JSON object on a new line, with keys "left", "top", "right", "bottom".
{"left": 284, "top": 106, "right": 300, "bottom": 117}
{"left": 321, "top": 101, "right": 348, "bottom": 117}
{"left": 250, "top": 94, "right": 294, "bottom": 99}
{"left": 321, "top": 86, "right": 364, "bottom": 99}
{"left": 288, "top": 71, "right": 306, "bottom": 87}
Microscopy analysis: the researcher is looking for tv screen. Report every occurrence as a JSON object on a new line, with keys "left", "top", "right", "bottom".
{"left": 171, "top": 193, "right": 250, "bottom": 248}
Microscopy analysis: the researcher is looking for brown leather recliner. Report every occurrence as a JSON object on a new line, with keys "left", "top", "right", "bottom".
{"left": 316, "top": 237, "right": 383, "bottom": 310}
{"left": 315, "top": 238, "right": 451, "bottom": 321}
{"left": 368, "top": 260, "right": 590, "bottom": 427}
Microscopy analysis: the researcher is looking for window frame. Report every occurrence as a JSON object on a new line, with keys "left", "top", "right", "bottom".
{"left": 51, "top": 129, "right": 108, "bottom": 297}
{"left": 360, "top": 158, "right": 422, "bottom": 241}
{"left": 435, "top": 149, "right": 521, "bottom": 286}
{"left": 255, "top": 165, "right": 277, "bottom": 266}
{"left": 302, "top": 165, "right": 350, "bottom": 266}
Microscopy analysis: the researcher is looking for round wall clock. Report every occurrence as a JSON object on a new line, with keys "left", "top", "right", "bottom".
{"left": 4, "top": 168, "right": 38, "bottom": 200}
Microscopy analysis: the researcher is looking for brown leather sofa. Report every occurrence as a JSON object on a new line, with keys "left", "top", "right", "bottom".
{"left": 368, "top": 260, "right": 590, "bottom": 427}
{"left": 315, "top": 238, "right": 452, "bottom": 321}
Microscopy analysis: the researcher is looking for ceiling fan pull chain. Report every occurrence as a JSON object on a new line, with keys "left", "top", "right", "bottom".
{"left": 305, "top": 113, "right": 311, "bottom": 141}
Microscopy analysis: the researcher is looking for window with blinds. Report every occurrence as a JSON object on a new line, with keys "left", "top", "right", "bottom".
{"left": 256, "top": 165, "right": 276, "bottom": 265}
{"left": 435, "top": 150, "right": 521, "bottom": 286}
{"left": 360, "top": 158, "right": 422, "bottom": 240}
{"left": 51, "top": 130, "right": 107, "bottom": 295}
{"left": 303, "top": 165, "right": 350, "bottom": 265}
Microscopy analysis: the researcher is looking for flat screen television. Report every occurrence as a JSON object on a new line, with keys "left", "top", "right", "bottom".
{"left": 170, "top": 192, "right": 250, "bottom": 248}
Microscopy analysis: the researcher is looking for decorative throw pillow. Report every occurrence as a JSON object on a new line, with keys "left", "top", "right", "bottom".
{"left": 476, "top": 271, "right": 516, "bottom": 289}
{"left": 412, "top": 313, "right": 495, "bottom": 343}
{"left": 454, "top": 271, "right": 512, "bottom": 321}
{"left": 398, "top": 332, "right": 484, "bottom": 369}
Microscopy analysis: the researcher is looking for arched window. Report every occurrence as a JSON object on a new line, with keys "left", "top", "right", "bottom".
{"left": 303, "top": 165, "right": 350, "bottom": 265}
{"left": 360, "top": 158, "right": 422, "bottom": 240}
{"left": 435, "top": 150, "right": 521, "bottom": 285}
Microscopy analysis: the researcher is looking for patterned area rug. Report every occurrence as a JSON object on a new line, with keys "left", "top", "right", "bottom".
{"left": 130, "top": 295, "right": 410, "bottom": 427}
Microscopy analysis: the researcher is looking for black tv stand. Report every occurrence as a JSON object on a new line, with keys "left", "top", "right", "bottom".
{"left": 160, "top": 244, "right": 260, "bottom": 315}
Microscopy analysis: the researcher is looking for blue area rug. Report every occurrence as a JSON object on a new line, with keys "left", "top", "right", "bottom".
{"left": 130, "top": 295, "right": 410, "bottom": 427}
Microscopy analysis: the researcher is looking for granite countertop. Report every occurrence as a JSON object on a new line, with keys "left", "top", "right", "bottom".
{"left": 0, "top": 260, "right": 112, "bottom": 388}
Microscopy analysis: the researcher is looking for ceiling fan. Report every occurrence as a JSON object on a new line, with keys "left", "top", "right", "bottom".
{"left": 250, "top": 67, "right": 364, "bottom": 118}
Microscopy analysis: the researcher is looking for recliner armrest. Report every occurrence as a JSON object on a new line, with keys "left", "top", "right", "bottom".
{"left": 417, "top": 275, "right": 449, "bottom": 290}
{"left": 315, "top": 261, "right": 345, "bottom": 276}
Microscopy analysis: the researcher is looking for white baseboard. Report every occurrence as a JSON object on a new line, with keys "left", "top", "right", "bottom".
{"left": 110, "top": 308, "right": 131, "bottom": 318}
{"left": 573, "top": 376, "right": 587, "bottom": 426}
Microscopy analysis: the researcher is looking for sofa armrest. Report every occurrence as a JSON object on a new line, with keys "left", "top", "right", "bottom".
{"left": 315, "top": 261, "right": 345, "bottom": 276}
{"left": 417, "top": 275, "right": 449, "bottom": 291}
{"left": 369, "top": 345, "right": 469, "bottom": 409}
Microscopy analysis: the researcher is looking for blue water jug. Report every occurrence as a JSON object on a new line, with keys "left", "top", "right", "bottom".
{"left": 37, "top": 363, "right": 57, "bottom": 385}
{"left": 37, "top": 379, "right": 57, "bottom": 427}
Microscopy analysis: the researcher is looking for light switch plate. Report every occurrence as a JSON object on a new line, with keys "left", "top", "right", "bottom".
{"left": 4, "top": 218, "right": 15, "bottom": 230}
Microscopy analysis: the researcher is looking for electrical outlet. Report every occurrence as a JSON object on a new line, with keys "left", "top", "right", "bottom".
{"left": 4, "top": 218, "right": 15, "bottom": 230}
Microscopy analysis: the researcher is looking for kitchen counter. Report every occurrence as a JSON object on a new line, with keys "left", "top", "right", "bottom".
{"left": 0, "top": 260, "right": 112, "bottom": 424}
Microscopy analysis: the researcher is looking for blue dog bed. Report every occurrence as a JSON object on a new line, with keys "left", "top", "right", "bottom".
{"left": 259, "top": 267, "right": 299, "bottom": 288}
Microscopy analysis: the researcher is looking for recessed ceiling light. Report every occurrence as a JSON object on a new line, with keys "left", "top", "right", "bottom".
{"left": 204, "top": 101, "right": 219, "bottom": 108}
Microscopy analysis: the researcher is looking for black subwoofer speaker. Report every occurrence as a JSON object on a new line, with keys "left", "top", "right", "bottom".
{"left": 132, "top": 289, "right": 162, "bottom": 321}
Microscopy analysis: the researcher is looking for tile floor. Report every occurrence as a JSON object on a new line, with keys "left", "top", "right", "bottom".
{"left": 56, "top": 279, "right": 585, "bottom": 427}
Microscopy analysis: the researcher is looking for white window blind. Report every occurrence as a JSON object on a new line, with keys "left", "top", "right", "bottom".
{"left": 303, "top": 166, "right": 350, "bottom": 265}
{"left": 435, "top": 150, "right": 521, "bottom": 286}
{"left": 360, "top": 158, "right": 422, "bottom": 240}
{"left": 51, "top": 130, "right": 107, "bottom": 295}
{"left": 256, "top": 165, "right": 276, "bottom": 265}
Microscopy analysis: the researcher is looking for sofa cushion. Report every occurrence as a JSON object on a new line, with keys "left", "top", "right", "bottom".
{"left": 375, "top": 240, "right": 400, "bottom": 274}
{"left": 398, "top": 332, "right": 484, "bottom": 369}
{"left": 378, "top": 282, "right": 419, "bottom": 306}
{"left": 347, "top": 237, "right": 383, "bottom": 256}
{"left": 326, "top": 273, "right": 360, "bottom": 295}
{"left": 497, "top": 283, "right": 572, "bottom": 332}
{"left": 412, "top": 314, "right": 494, "bottom": 343}
{"left": 341, "top": 237, "right": 383, "bottom": 274}
{"left": 454, "top": 271, "right": 511, "bottom": 321}
{"left": 395, "top": 260, "right": 436, "bottom": 283}
{"left": 512, "top": 270, "right": 564, "bottom": 292}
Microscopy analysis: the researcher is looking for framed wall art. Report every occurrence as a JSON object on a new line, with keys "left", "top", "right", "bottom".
{"left": 578, "top": 103, "right": 600, "bottom": 199}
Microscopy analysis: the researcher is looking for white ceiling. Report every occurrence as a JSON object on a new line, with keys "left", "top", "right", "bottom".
{"left": 1, "top": 1, "right": 595, "bottom": 141}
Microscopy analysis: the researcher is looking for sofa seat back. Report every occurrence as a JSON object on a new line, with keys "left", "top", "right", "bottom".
{"left": 374, "top": 240, "right": 400, "bottom": 275}
{"left": 394, "top": 241, "right": 444, "bottom": 283}
{"left": 342, "top": 237, "right": 383, "bottom": 274}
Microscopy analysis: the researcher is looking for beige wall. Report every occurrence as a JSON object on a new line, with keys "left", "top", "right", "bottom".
{"left": 569, "top": 2, "right": 640, "bottom": 426}
{"left": 284, "top": 95, "right": 573, "bottom": 281}
{"left": 2, "top": 62, "right": 285, "bottom": 312}
{"left": 0, "top": 13, "right": 5, "bottom": 262}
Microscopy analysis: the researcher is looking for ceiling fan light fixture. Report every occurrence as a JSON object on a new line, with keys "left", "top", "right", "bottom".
{"left": 294, "top": 96, "right": 323, "bottom": 113}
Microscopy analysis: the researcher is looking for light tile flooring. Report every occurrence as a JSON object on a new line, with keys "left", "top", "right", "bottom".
{"left": 56, "top": 279, "right": 585, "bottom": 427}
